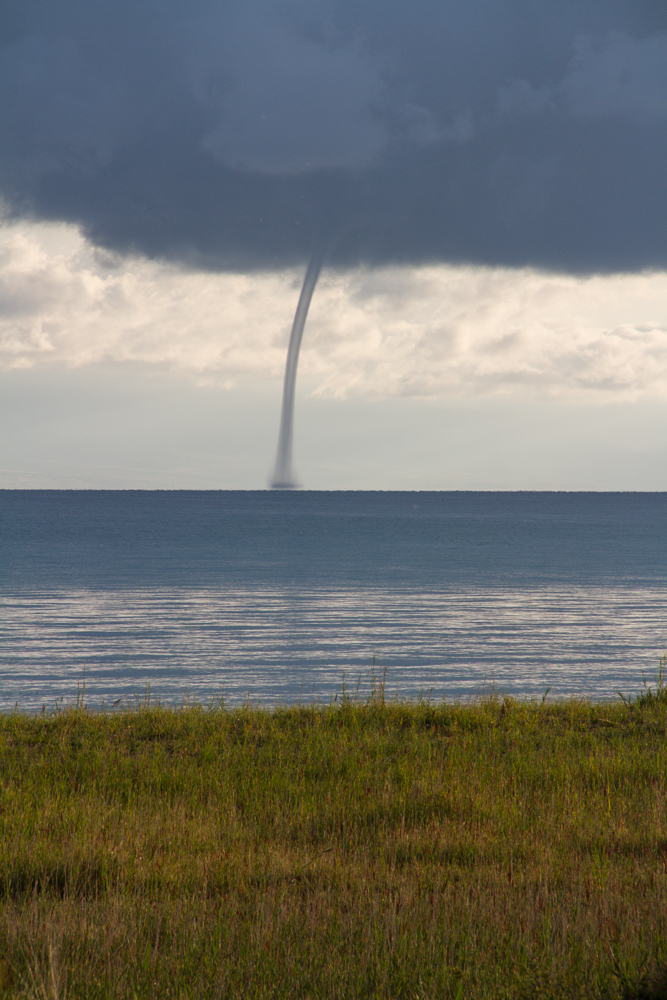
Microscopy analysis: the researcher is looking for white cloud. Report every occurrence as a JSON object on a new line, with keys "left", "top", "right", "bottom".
{"left": 2, "top": 221, "right": 667, "bottom": 401}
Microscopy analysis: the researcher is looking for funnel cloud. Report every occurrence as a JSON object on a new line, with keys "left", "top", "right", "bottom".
{"left": 271, "top": 245, "right": 326, "bottom": 488}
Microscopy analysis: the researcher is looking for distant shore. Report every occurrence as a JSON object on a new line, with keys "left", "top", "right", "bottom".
{"left": 1, "top": 686, "right": 666, "bottom": 999}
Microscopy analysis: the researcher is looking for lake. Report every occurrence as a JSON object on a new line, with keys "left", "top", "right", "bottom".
{"left": 1, "top": 490, "right": 666, "bottom": 709}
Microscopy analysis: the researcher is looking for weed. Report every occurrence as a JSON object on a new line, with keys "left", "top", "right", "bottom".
{"left": 619, "top": 654, "right": 667, "bottom": 711}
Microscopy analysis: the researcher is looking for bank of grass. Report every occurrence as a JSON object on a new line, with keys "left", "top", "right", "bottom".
{"left": 1, "top": 673, "right": 667, "bottom": 999}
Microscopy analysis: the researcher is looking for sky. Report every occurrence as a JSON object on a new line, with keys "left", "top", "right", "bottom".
{"left": 1, "top": 0, "right": 667, "bottom": 490}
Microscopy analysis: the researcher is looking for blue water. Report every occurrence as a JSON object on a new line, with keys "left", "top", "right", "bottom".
{"left": 1, "top": 490, "right": 666, "bottom": 710}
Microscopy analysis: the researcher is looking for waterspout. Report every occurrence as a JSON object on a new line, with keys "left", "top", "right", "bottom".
{"left": 270, "top": 245, "right": 326, "bottom": 489}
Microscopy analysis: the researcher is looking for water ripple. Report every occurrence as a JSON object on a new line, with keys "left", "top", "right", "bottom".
{"left": 1, "top": 585, "right": 665, "bottom": 710}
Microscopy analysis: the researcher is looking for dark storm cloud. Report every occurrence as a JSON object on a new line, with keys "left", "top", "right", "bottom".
{"left": 1, "top": 0, "right": 666, "bottom": 272}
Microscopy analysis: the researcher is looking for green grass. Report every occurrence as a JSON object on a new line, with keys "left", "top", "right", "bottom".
{"left": 2, "top": 674, "right": 667, "bottom": 999}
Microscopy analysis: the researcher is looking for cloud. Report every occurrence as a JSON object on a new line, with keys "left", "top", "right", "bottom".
{"left": 3, "top": 222, "right": 667, "bottom": 401}
{"left": 0, "top": 223, "right": 290, "bottom": 375}
{"left": 562, "top": 31, "right": 667, "bottom": 122}
{"left": 308, "top": 265, "right": 667, "bottom": 400}
{"left": 501, "top": 30, "right": 667, "bottom": 123}
{"left": 1, "top": 1, "right": 666, "bottom": 273}
{"left": 193, "top": 6, "right": 391, "bottom": 175}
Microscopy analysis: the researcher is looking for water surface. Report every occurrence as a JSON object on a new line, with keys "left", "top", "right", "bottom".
{"left": 1, "top": 490, "right": 666, "bottom": 709}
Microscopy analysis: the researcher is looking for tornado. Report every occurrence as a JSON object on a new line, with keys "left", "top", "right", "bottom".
{"left": 270, "top": 245, "right": 326, "bottom": 489}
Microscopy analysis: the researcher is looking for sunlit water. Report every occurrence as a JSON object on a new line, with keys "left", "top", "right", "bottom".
{"left": 1, "top": 491, "right": 666, "bottom": 709}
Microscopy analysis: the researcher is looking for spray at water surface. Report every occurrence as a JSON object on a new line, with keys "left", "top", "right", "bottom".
{"left": 270, "top": 245, "right": 327, "bottom": 489}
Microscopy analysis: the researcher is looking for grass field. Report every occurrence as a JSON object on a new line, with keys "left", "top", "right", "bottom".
{"left": 1, "top": 671, "right": 667, "bottom": 999}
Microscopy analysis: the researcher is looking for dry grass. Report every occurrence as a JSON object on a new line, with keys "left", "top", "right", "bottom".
{"left": 1, "top": 679, "right": 667, "bottom": 998}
